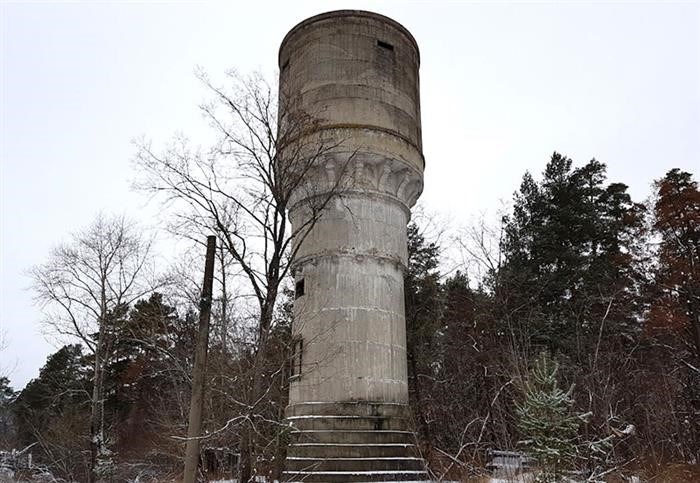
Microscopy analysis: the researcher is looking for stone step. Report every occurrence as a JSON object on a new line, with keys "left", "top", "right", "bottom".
{"left": 291, "top": 429, "right": 415, "bottom": 444}
{"left": 286, "top": 456, "right": 425, "bottom": 472}
{"left": 286, "top": 402, "right": 411, "bottom": 418}
{"left": 287, "top": 443, "right": 420, "bottom": 459}
{"left": 282, "top": 469, "right": 430, "bottom": 483}
{"left": 287, "top": 415, "right": 410, "bottom": 431}
{"left": 282, "top": 403, "right": 428, "bottom": 481}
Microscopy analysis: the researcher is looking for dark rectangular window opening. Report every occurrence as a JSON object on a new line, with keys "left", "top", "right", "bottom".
{"left": 295, "top": 278, "right": 305, "bottom": 299}
{"left": 290, "top": 337, "right": 303, "bottom": 380}
{"left": 377, "top": 40, "right": 394, "bottom": 51}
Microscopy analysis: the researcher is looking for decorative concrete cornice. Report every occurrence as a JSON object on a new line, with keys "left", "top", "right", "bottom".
{"left": 288, "top": 154, "right": 423, "bottom": 213}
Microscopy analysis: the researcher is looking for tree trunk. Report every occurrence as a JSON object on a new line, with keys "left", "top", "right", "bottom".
{"left": 89, "top": 303, "right": 108, "bottom": 483}
{"left": 688, "top": 288, "right": 700, "bottom": 366}
{"left": 271, "top": 376, "right": 289, "bottom": 483}
{"left": 219, "top": 244, "right": 229, "bottom": 354}
{"left": 239, "top": 289, "right": 278, "bottom": 482}
{"left": 88, "top": 347, "right": 104, "bottom": 483}
{"left": 239, "top": 426, "right": 252, "bottom": 483}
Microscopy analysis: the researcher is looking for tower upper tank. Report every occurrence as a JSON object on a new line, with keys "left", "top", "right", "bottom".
{"left": 278, "top": 10, "right": 424, "bottom": 175}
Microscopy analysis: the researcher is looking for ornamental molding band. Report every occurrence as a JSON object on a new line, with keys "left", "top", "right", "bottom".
{"left": 288, "top": 153, "right": 424, "bottom": 214}
{"left": 279, "top": 10, "right": 430, "bottom": 482}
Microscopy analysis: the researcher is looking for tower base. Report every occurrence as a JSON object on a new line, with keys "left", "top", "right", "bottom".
{"left": 282, "top": 402, "right": 430, "bottom": 482}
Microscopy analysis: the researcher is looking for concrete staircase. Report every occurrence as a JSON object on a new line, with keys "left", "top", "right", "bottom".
{"left": 283, "top": 402, "right": 429, "bottom": 482}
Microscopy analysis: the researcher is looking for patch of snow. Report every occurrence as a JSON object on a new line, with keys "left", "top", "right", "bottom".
{"left": 292, "top": 401, "right": 406, "bottom": 405}
{"left": 283, "top": 470, "right": 426, "bottom": 474}
{"left": 287, "top": 415, "right": 375, "bottom": 419}
{"left": 291, "top": 429, "right": 412, "bottom": 433}
{"left": 287, "top": 457, "right": 421, "bottom": 460}
{"left": 289, "top": 443, "right": 413, "bottom": 446}
{"left": 208, "top": 478, "right": 277, "bottom": 483}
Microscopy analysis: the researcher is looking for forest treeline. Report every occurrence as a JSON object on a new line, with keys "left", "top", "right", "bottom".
{"left": 1, "top": 152, "right": 697, "bottom": 482}
{"left": 404, "top": 156, "right": 699, "bottom": 481}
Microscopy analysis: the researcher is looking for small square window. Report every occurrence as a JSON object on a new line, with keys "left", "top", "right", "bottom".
{"left": 377, "top": 40, "right": 394, "bottom": 51}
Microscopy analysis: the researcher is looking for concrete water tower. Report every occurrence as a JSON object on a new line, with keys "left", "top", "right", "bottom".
{"left": 279, "top": 10, "right": 428, "bottom": 482}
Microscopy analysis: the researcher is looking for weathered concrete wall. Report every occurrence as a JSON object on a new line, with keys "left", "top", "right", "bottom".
{"left": 281, "top": 10, "right": 423, "bottom": 408}
{"left": 280, "top": 10, "right": 428, "bottom": 481}
{"left": 279, "top": 10, "right": 423, "bottom": 170}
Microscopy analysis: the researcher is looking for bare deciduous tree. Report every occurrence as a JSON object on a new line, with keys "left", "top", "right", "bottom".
{"left": 134, "top": 70, "right": 352, "bottom": 482}
{"left": 30, "top": 214, "right": 159, "bottom": 483}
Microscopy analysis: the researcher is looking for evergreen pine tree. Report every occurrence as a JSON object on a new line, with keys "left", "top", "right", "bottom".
{"left": 0, "top": 377, "right": 16, "bottom": 449}
{"left": 516, "top": 352, "right": 582, "bottom": 482}
{"left": 499, "top": 153, "right": 645, "bottom": 355}
{"left": 404, "top": 222, "right": 442, "bottom": 442}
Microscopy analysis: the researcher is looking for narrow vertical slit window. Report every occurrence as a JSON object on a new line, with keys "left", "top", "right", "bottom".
{"left": 290, "top": 337, "right": 303, "bottom": 380}
{"left": 295, "top": 278, "right": 305, "bottom": 299}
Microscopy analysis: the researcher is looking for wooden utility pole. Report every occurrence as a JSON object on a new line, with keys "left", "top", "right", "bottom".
{"left": 184, "top": 235, "right": 217, "bottom": 483}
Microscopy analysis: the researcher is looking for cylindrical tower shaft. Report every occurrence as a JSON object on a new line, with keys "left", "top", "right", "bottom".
{"left": 279, "top": 10, "right": 427, "bottom": 482}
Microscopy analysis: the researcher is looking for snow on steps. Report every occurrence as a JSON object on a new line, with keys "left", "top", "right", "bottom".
{"left": 282, "top": 469, "right": 430, "bottom": 483}
{"left": 289, "top": 443, "right": 419, "bottom": 459}
{"left": 292, "top": 430, "right": 414, "bottom": 444}
{"left": 283, "top": 403, "right": 429, "bottom": 482}
{"left": 284, "top": 427, "right": 429, "bottom": 480}
{"left": 285, "top": 456, "right": 424, "bottom": 472}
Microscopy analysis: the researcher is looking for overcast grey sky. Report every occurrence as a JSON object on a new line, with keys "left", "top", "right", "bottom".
{"left": 2, "top": 0, "right": 699, "bottom": 389}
